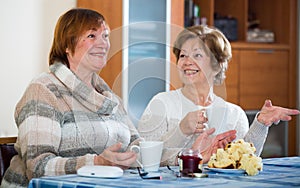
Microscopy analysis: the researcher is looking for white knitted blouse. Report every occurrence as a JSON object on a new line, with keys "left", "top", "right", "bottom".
{"left": 138, "top": 89, "right": 268, "bottom": 166}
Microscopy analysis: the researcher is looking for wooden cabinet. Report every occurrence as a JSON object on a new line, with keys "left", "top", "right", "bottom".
{"left": 239, "top": 49, "right": 289, "bottom": 109}
{"left": 191, "top": 0, "right": 295, "bottom": 44}
{"left": 224, "top": 50, "right": 239, "bottom": 104}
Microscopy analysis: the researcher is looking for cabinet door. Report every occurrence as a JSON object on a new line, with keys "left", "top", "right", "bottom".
{"left": 239, "top": 49, "right": 289, "bottom": 109}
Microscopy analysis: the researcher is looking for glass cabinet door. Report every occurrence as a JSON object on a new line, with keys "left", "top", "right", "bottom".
{"left": 123, "top": 0, "right": 170, "bottom": 125}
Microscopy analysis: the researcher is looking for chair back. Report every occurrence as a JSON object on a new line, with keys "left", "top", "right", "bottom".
{"left": 0, "top": 137, "right": 17, "bottom": 183}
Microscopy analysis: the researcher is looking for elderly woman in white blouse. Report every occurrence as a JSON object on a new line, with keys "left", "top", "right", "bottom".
{"left": 138, "top": 25, "right": 300, "bottom": 166}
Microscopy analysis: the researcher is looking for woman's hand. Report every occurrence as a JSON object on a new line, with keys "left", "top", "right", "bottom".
{"left": 191, "top": 128, "right": 236, "bottom": 163}
{"left": 179, "top": 109, "right": 208, "bottom": 135}
{"left": 94, "top": 143, "right": 137, "bottom": 169}
{"left": 257, "top": 100, "right": 300, "bottom": 126}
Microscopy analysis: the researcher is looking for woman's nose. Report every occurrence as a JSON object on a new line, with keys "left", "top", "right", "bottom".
{"left": 95, "top": 37, "right": 109, "bottom": 48}
{"left": 183, "top": 56, "right": 194, "bottom": 65}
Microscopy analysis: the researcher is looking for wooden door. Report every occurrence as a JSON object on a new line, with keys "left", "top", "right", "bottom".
{"left": 239, "top": 49, "right": 289, "bottom": 109}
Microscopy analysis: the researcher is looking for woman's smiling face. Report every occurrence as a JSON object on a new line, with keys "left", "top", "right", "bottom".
{"left": 177, "top": 38, "right": 214, "bottom": 86}
{"left": 67, "top": 21, "right": 110, "bottom": 72}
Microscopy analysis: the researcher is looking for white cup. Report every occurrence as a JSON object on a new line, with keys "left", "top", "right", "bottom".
{"left": 130, "top": 141, "right": 163, "bottom": 172}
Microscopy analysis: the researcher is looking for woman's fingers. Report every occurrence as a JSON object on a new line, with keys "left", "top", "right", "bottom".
{"left": 115, "top": 151, "right": 136, "bottom": 161}
{"left": 194, "top": 110, "right": 209, "bottom": 133}
{"left": 215, "top": 130, "right": 236, "bottom": 141}
{"left": 98, "top": 143, "right": 137, "bottom": 168}
{"left": 194, "top": 123, "right": 207, "bottom": 133}
{"left": 114, "top": 152, "right": 137, "bottom": 169}
{"left": 205, "top": 127, "right": 215, "bottom": 135}
{"left": 258, "top": 100, "right": 300, "bottom": 126}
{"left": 180, "top": 109, "right": 210, "bottom": 135}
{"left": 264, "top": 99, "right": 272, "bottom": 108}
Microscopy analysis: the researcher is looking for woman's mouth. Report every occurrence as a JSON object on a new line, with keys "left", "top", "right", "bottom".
{"left": 184, "top": 69, "right": 199, "bottom": 75}
{"left": 90, "top": 52, "right": 106, "bottom": 57}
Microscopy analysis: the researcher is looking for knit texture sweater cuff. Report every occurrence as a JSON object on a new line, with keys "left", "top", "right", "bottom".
{"left": 245, "top": 112, "right": 269, "bottom": 156}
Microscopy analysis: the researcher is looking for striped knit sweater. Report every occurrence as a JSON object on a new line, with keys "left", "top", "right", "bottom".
{"left": 1, "top": 62, "right": 140, "bottom": 187}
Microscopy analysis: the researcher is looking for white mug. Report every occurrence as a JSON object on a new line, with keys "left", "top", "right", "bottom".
{"left": 130, "top": 141, "right": 163, "bottom": 172}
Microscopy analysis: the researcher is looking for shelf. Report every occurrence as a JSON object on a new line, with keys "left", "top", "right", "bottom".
{"left": 186, "top": 0, "right": 294, "bottom": 45}
{"left": 231, "top": 42, "right": 290, "bottom": 50}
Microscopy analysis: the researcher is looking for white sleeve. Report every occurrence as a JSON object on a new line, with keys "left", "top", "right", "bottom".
{"left": 234, "top": 109, "right": 250, "bottom": 140}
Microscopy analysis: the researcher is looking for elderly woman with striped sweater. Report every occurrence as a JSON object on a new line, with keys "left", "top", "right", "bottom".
{"left": 1, "top": 8, "right": 141, "bottom": 187}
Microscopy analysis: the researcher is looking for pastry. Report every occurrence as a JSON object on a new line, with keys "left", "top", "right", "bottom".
{"left": 207, "top": 139, "right": 262, "bottom": 176}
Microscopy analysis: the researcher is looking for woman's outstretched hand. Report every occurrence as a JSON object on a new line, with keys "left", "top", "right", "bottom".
{"left": 257, "top": 100, "right": 300, "bottom": 126}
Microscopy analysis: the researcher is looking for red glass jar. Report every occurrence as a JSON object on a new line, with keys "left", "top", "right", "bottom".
{"left": 178, "top": 148, "right": 203, "bottom": 176}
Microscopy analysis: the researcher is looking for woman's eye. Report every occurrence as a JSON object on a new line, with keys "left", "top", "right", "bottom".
{"left": 179, "top": 54, "right": 186, "bottom": 58}
{"left": 194, "top": 53, "right": 203, "bottom": 58}
{"left": 87, "top": 34, "right": 96, "bottom": 38}
{"left": 103, "top": 33, "right": 109, "bottom": 39}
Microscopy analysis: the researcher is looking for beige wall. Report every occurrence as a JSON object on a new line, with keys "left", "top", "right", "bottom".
{"left": 0, "top": 0, "right": 76, "bottom": 137}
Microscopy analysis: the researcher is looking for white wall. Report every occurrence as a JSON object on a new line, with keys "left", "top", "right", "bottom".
{"left": 0, "top": 0, "right": 76, "bottom": 137}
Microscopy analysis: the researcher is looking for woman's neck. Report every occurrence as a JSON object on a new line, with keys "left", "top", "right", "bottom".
{"left": 181, "top": 84, "right": 213, "bottom": 106}
{"left": 70, "top": 65, "right": 95, "bottom": 88}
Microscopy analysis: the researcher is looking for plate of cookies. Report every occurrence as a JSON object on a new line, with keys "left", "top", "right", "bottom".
{"left": 206, "top": 139, "right": 263, "bottom": 176}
